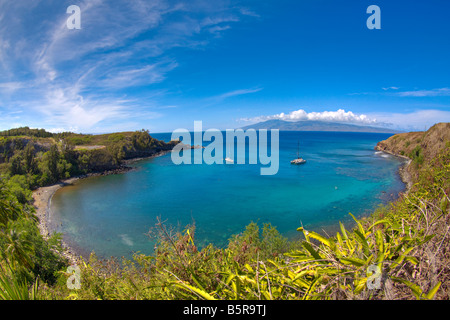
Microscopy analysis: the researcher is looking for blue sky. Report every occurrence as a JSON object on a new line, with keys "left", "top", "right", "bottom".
{"left": 0, "top": 0, "right": 449, "bottom": 133}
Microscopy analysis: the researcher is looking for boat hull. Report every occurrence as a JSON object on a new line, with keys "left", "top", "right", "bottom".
{"left": 291, "top": 159, "right": 306, "bottom": 165}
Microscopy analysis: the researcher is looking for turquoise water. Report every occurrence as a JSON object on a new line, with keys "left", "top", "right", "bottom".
{"left": 50, "top": 131, "right": 406, "bottom": 259}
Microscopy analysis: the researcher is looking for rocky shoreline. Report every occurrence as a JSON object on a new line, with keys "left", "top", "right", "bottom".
{"left": 32, "top": 150, "right": 171, "bottom": 265}
{"left": 374, "top": 145, "right": 413, "bottom": 192}
{"left": 397, "top": 158, "right": 413, "bottom": 191}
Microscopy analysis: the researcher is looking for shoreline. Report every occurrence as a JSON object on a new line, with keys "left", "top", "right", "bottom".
{"left": 32, "top": 148, "right": 413, "bottom": 265}
{"left": 398, "top": 158, "right": 413, "bottom": 191}
{"left": 32, "top": 150, "right": 171, "bottom": 265}
{"left": 375, "top": 147, "right": 413, "bottom": 192}
{"left": 32, "top": 177, "right": 82, "bottom": 264}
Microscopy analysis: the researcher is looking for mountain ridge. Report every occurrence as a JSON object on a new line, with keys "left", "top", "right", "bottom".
{"left": 240, "top": 119, "right": 402, "bottom": 133}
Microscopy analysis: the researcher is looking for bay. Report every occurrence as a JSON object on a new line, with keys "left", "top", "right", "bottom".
{"left": 50, "top": 131, "right": 406, "bottom": 259}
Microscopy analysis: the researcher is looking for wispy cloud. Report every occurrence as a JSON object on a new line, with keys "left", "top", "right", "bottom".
{"left": 395, "top": 88, "right": 450, "bottom": 97}
{"left": 216, "top": 87, "right": 263, "bottom": 100}
{"left": 0, "top": 82, "right": 26, "bottom": 93}
{"left": 96, "top": 60, "right": 179, "bottom": 89}
{"left": 382, "top": 86, "right": 399, "bottom": 91}
{"left": 238, "top": 7, "right": 261, "bottom": 18}
{"left": 349, "top": 86, "right": 450, "bottom": 98}
{"left": 0, "top": 0, "right": 255, "bottom": 132}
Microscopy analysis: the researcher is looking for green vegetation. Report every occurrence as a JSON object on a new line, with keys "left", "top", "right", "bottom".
{"left": 0, "top": 127, "right": 178, "bottom": 188}
{"left": 0, "top": 127, "right": 54, "bottom": 138}
{"left": 0, "top": 179, "right": 66, "bottom": 300}
{"left": 0, "top": 125, "right": 449, "bottom": 300}
{"left": 410, "top": 145, "right": 424, "bottom": 166}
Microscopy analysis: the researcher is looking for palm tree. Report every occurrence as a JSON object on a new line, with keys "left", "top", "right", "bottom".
{"left": 0, "top": 192, "right": 21, "bottom": 228}
{"left": 3, "top": 229, "right": 35, "bottom": 270}
{"left": 0, "top": 264, "right": 39, "bottom": 300}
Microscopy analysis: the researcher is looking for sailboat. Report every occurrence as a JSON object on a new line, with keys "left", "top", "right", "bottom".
{"left": 224, "top": 145, "right": 234, "bottom": 163}
{"left": 291, "top": 140, "right": 306, "bottom": 165}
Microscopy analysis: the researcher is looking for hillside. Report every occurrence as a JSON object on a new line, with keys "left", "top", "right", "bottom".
{"left": 241, "top": 119, "right": 401, "bottom": 133}
{"left": 375, "top": 122, "right": 450, "bottom": 160}
{"left": 375, "top": 122, "right": 450, "bottom": 181}
{"left": 0, "top": 127, "right": 178, "bottom": 189}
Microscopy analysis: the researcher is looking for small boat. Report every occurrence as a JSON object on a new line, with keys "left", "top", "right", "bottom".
{"left": 224, "top": 157, "right": 234, "bottom": 163}
{"left": 225, "top": 145, "right": 234, "bottom": 163}
{"left": 291, "top": 141, "right": 306, "bottom": 165}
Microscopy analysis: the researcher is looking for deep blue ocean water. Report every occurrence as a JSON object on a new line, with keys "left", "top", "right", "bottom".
{"left": 50, "top": 131, "right": 407, "bottom": 259}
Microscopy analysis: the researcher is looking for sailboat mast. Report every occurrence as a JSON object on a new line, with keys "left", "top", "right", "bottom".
{"left": 297, "top": 140, "right": 299, "bottom": 158}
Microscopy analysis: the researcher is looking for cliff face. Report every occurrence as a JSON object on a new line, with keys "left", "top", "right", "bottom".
{"left": 375, "top": 122, "right": 450, "bottom": 182}
{"left": 376, "top": 123, "right": 450, "bottom": 160}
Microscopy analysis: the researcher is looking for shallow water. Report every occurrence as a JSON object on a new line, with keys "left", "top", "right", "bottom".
{"left": 50, "top": 131, "right": 406, "bottom": 259}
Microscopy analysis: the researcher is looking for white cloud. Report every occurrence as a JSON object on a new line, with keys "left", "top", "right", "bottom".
{"left": 241, "top": 108, "right": 450, "bottom": 131}
{"left": 368, "top": 109, "right": 450, "bottom": 131}
{"left": 47, "top": 127, "right": 77, "bottom": 134}
{"left": 382, "top": 86, "right": 399, "bottom": 91}
{"left": 242, "top": 108, "right": 378, "bottom": 125}
{"left": 34, "top": 87, "right": 122, "bottom": 131}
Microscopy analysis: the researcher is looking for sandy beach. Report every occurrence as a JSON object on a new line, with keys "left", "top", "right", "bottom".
{"left": 32, "top": 177, "right": 82, "bottom": 264}
{"left": 31, "top": 150, "right": 171, "bottom": 264}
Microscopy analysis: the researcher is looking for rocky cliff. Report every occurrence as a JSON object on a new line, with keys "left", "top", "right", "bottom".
{"left": 375, "top": 122, "right": 450, "bottom": 183}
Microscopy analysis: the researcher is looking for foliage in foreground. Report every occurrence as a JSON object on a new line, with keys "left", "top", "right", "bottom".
{"left": 0, "top": 179, "right": 67, "bottom": 300}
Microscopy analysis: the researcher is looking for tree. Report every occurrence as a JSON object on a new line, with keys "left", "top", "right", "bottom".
{"left": 3, "top": 228, "right": 34, "bottom": 270}
{"left": 23, "top": 143, "right": 37, "bottom": 175}
{"left": 108, "top": 142, "right": 126, "bottom": 165}
{"left": 131, "top": 129, "right": 152, "bottom": 150}
{"left": 46, "top": 145, "right": 60, "bottom": 182}
{"left": 8, "top": 153, "right": 24, "bottom": 176}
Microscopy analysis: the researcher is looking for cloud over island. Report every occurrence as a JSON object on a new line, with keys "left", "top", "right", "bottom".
{"left": 241, "top": 109, "right": 378, "bottom": 125}
{"left": 240, "top": 108, "right": 450, "bottom": 132}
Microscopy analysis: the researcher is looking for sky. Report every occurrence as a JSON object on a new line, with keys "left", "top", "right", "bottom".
{"left": 0, "top": 0, "right": 449, "bottom": 134}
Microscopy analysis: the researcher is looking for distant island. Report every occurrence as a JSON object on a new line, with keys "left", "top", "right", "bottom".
{"left": 241, "top": 119, "right": 402, "bottom": 133}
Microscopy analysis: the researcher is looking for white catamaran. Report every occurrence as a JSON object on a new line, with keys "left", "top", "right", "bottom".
{"left": 291, "top": 141, "right": 306, "bottom": 165}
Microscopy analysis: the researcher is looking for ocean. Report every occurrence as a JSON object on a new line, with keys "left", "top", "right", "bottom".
{"left": 50, "top": 131, "right": 407, "bottom": 259}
